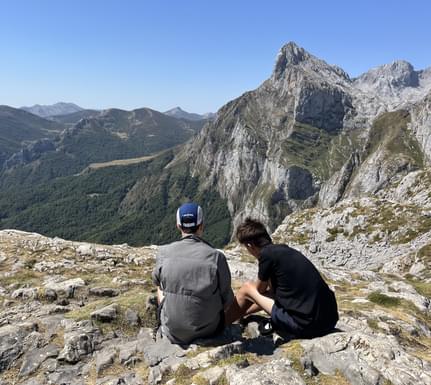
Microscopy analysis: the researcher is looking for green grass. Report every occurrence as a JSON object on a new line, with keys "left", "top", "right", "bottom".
{"left": 365, "top": 110, "right": 423, "bottom": 167}
{"left": 66, "top": 288, "right": 157, "bottom": 335}
{"left": 367, "top": 292, "right": 401, "bottom": 307}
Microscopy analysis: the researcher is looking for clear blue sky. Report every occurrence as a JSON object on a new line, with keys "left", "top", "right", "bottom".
{"left": 1, "top": 0, "right": 430, "bottom": 113}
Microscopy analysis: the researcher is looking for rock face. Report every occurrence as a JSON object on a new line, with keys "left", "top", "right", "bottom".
{"left": 0, "top": 229, "right": 430, "bottom": 384}
{"left": 162, "top": 42, "right": 431, "bottom": 232}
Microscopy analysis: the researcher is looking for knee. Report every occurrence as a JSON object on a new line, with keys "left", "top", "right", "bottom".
{"left": 240, "top": 281, "right": 256, "bottom": 295}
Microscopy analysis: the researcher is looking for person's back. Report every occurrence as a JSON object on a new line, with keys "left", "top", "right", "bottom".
{"left": 258, "top": 243, "right": 338, "bottom": 337}
{"left": 152, "top": 203, "right": 233, "bottom": 344}
{"left": 225, "top": 218, "right": 338, "bottom": 339}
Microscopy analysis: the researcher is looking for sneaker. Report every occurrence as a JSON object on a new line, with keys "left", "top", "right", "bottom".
{"left": 258, "top": 319, "right": 274, "bottom": 336}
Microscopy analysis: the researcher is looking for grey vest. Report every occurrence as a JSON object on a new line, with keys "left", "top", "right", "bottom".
{"left": 152, "top": 236, "right": 234, "bottom": 344}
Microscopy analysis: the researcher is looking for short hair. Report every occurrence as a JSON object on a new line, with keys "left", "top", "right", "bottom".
{"left": 180, "top": 224, "right": 200, "bottom": 234}
{"left": 236, "top": 218, "right": 272, "bottom": 247}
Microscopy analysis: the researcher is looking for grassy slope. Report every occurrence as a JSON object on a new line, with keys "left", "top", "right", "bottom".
{"left": 0, "top": 151, "right": 231, "bottom": 248}
{"left": 0, "top": 106, "right": 64, "bottom": 163}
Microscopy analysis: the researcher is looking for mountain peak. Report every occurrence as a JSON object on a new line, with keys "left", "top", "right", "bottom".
{"left": 21, "top": 102, "right": 84, "bottom": 118}
{"left": 274, "top": 42, "right": 309, "bottom": 77}
{"left": 272, "top": 41, "right": 350, "bottom": 83}
{"left": 164, "top": 107, "right": 211, "bottom": 121}
{"left": 354, "top": 60, "right": 420, "bottom": 92}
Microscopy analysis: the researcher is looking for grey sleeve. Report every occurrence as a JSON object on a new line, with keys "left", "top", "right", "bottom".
{"left": 217, "top": 251, "right": 234, "bottom": 306}
{"left": 152, "top": 252, "right": 162, "bottom": 287}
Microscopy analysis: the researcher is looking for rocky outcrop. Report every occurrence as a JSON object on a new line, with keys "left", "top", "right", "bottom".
{"left": 3, "top": 138, "right": 56, "bottom": 169}
{"left": 301, "top": 331, "right": 431, "bottom": 385}
{"left": 164, "top": 42, "right": 431, "bottom": 234}
{"left": 1, "top": 228, "right": 430, "bottom": 384}
{"left": 410, "top": 91, "right": 431, "bottom": 163}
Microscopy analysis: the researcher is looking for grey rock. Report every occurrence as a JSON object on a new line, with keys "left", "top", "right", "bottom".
{"left": 44, "top": 288, "right": 58, "bottom": 302}
{"left": 199, "top": 366, "right": 226, "bottom": 385}
{"left": 44, "top": 277, "right": 86, "bottom": 298}
{"left": 47, "top": 363, "right": 85, "bottom": 385}
{"left": 20, "top": 379, "right": 44, "bottom": 385}
{"left": 137, "top": 328, "right": 186, "bottom": 367}
{"left": 11, "top": 288, "right": 38, "bottom": 300}
{"left": 301, "top": 331, "right": 431, "bottom": 385}
{"left": 119, "top": 341, "right": 138, "bottom": 364}
{"left": 125, "top": 308, "right": 140, "bottom": 326}
{"left": 57, "top": 322, "right": 102, "bottom": 363}
{"left": 96, "top": 373, "right": 145, "bottom": 385}
{"left": 91, "top": 304, "right": 119, "bottom": 322}
{"left": 226, "top": 358, "right": 306, "bottom": 385}
{"left": 185, "top": 341, "right": 244, "bottom": 370}
{"left": 89, "top": 287, "right": 120, "bottom": 297}
{"left": 19, "top": 344, "right": 59, "bottom": 377}
{"left": 0, "top": 322, "right": 37, "bottom": 371}
{"left": 96, "top": 348, "right": 117, "bottom": 374}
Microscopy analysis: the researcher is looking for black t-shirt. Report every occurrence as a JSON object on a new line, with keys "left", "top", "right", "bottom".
{"left": 258, "top": 244, "right": 338, "bottom": 333}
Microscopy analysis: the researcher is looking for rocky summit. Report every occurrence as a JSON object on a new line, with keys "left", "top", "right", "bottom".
{"left": 0, "top": 222, "right": 430, "bottom": 385}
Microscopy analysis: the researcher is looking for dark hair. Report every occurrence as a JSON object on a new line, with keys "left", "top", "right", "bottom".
{"left": 236, "top": 218, "right": 272, "bottom": 247}
{"left": 181, "top": 225, "right": 199, "bottom": 234}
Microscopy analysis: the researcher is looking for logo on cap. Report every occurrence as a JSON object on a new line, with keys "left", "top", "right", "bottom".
{"left": 176, "top": 203, "right": 203, "bottom": 228}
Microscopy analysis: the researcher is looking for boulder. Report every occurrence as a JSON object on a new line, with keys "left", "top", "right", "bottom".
{"left": 19, "top": 344, "right": 59, "bottom": 377}
{"left": 0, "top": 322, "right": 37, "bottom": 371}
{"left": 57, "top": 321, "right": 102, "bottom": 363}
{"left": 44, "top": 278, "right": 86, "bottom": 298}
{"left": 89, "top": 287, "right": 120, "bottom": 297}
{"left": 91, "top": 304, "right": 119, "bottom": 323}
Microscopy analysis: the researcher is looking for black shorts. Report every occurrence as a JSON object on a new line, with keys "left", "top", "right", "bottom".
{"left": 270, "top": 304, "right": 303, "bottom": 336}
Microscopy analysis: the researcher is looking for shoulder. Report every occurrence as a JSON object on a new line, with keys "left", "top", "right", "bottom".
{"left": 157, "top": 240, "right": 184, "bottom": 256}
{"left": 261, "top": 243, "right": 287, "bottom": 257}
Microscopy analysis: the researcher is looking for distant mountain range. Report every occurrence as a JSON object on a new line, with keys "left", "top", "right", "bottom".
{"left": 20, "top": 102, "right": 84, "bottom": 118}
{"left": 0, "top": 105, "right": 64, "bottom": 165}
{"left": 1, "top": 42, "right": 430, "bottom": 248}
{"left": 20, "top": 103, "right": 214, "bottom": 123}
{"left": 164, "top": 106, "right": 216, "bottom": 121}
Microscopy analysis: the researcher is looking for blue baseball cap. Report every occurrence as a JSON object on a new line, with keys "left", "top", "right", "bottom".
{"left": 176, "top": 202, "right": 203, "bottom": 228}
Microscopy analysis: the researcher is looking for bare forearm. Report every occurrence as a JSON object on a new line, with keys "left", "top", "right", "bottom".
{"left": 156, "top": 287, "right": 164, "bottom": 305}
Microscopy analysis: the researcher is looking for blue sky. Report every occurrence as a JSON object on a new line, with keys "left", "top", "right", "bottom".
{"left": 1, "top": 0, "right": 430, "bottom": 113}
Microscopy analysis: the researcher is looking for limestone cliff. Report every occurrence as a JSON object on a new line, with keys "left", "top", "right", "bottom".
{"left": 168, "top": 42, "right": 431, "bottom": 231}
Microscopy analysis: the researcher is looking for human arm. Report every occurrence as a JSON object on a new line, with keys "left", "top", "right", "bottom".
{"left": 152, "top": 251, "right": 163, "bottom": 304}
{"left": 156, "top": 286, "right": 164, "bottom": 305}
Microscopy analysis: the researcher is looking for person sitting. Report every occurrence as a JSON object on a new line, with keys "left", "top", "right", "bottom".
{"left": 225, "top": 218, "right": 338, "bottom": 339}
{"left": 152, "top": 202, "right": 234, "bottom": 344}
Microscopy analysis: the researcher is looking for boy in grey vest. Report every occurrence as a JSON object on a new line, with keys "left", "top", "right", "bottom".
{"left": 152, "top": 202, "right": 234, "bottom": 344}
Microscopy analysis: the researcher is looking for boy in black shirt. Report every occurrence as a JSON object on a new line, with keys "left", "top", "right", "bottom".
{"left": 225, "top": 218, "right": 338, "bottom": 338}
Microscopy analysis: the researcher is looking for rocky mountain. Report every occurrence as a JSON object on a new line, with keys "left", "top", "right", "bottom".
{"left": 0, "top": 106, "right": 64, "bottom": 165}
{"left": 20, "top": 102, "right": 84, "bottom": 118}
{"left": 162, "top": 42, "right": 431, "bottom": 233}
{"left": 0, "top": 216, "right": 429, "bottom": 384}
{"left": 164, "top": 107, "right": 215, "bottom": 121}
{"left": 2, "top": 41, "right": 431, "bottom": 250}
{"left": 353, "top": 60, "right": 431, "bottom": 109}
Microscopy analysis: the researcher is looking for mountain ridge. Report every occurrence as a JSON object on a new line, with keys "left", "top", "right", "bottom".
{"left": 20, "top": 102, "right": 84, "bottom": 117}
{"left": 1, "top": 41, "right": 431, "bottom": 248}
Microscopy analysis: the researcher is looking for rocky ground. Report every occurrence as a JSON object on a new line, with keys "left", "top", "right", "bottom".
{"left": 0, "top": 227, "right": 430, "bottom": 385}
